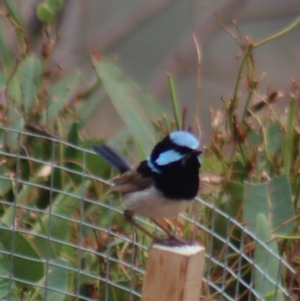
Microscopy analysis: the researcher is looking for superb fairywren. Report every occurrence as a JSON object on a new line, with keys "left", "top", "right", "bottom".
{"left": 93, "top": 131, "right": 202, "bottom": 244}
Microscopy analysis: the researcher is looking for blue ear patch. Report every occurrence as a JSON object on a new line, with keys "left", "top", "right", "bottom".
{"left": 170, "top": 131, "right": 199, "bottom": 150}
{"left": 147, "top": 157, "right": 162, "bottom": 173}
{"left": 155, "top": 149, "right": 184, "bottom": 166}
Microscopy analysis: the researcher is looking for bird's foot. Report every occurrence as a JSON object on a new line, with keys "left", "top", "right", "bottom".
{"left": 152, "top": 235, "right": 193, "bottom": 247}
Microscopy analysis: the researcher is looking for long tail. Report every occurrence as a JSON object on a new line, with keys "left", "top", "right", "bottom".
{"left": 92, "top": 145, "right": 130, "bottom": 174}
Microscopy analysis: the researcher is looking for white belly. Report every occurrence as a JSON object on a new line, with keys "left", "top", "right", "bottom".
{"left": 123, "top": 186, "right": 191, "bottom": 219}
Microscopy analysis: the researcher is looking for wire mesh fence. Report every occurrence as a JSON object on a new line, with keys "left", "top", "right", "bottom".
{"left": 0, "top": 127, "right": 295, "bottom": 301}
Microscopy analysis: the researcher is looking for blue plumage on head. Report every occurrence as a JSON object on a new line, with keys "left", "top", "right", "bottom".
{"left": 146, "top": 131, "right": 201, "bottom": 170}
{"left": 169, "top": 131, "right": 200, "bottom": 150}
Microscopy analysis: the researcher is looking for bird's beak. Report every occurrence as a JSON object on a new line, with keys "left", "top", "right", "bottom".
{"left": 193, "top": 149, "right": 202, "bottom": 155}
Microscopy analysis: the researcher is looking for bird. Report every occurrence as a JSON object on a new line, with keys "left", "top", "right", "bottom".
{"left": 92, "top": 130, "right": 202, "bottom": 245}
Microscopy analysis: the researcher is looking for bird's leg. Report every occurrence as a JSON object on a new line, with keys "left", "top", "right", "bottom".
{"left": 124, "top": 210, "right": 157, "bottom": 240}
{"left": 124, "top": 210, "right": 191, "bottom": 246}
{"left": 150, "top": 219, "right": 175, "bottom": 238}
{"left": 150, "top": 219, "right": 192, "bottom": 246}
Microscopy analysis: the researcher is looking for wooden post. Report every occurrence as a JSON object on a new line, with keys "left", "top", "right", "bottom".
{"left": 141, "top": 244, "right": 205, "bottom": 301}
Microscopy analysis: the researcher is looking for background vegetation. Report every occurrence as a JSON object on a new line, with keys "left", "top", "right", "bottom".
{"left": 0, "top": 1, "right": 299, "bottom": 300}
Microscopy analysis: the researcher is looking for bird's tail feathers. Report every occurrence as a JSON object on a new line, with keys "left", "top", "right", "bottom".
{"left": 92, "top": 145, "right": 130, "bottom": 173}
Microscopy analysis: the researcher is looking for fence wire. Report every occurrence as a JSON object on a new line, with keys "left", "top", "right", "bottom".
{"left": 0, "top": 127, "right": 295, "bottom": 301}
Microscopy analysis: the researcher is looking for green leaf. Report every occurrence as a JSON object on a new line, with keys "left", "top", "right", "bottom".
{"left": 17, "top": 56, "right": 41, "bottom": 114}
{"left": 92, "top": 58, "right": 155, "bottom": 155}
{"left": 80, "top": 140, "right": 113, "bottom": 177}
{"left": 248, "top": 128, "right": 261, "bottom": 148}
{"left": 3, "top": 0, "right": 23, "bottom": 26}
{"left": 1, "top": 173, "right": 52, "bottom": 227}
{"left": 36, "top": 0, "right": 63, "bottom": 22}
{"left": 66, "top": 122, "right": 79, "bottom": 145}
{"left": 224, "top": 181, "right": 243, "bottom": 210}
{"left": 42, "top": 259, "right": 69, "bottom": 301}
{"left": 167, "top": 74, "right": 181, "bottom": 130}
{"left": 283, "top": 97, "right": 296, "bottom": 175}
{"left": 1, "top": 173, "right": 49, "bottom": 227}
{"left": 0, "top": 279, "right": 10, "bottom": 299}
{"left": 0, "top": 74, "right": 6, "bottom": 89}
{"left": 265, "top": 123, "right": 281, "bottom": 157}
{"left": 140, "top": 89, "right": 163, "bottom": 120}
{"left": 0, "top": 249, "right": 10, "bottom": 300}
{"left": 201, "top": 154, "right": 223, "bottom": 173}
{"left": 64, "top": 122, "right": 79, "bottom": 168}
{"left": 76, "top": 93, "right": 105, "bottom": 127}
{"left": 7, "top": 77, "right": 21, "bottom": 107}
{"left": 46, "top": 71, "right": 80, "bottom": 123}
{"left": 0, "top": 222, "right": 44, "bottom": 285}
{"left": 231, "top": 155, "right": 248, "bottom": 181}
{"left": 7, "top": 56, "right": 41, "bottom": 114}
{"left": 253, "top": 214, "right": 284, "bottom": 301}
{"left": 5, "top": 107, "right": 24, "bottom": 151}
{"left": 0, "top": 166, "right": 12, "bottom": 196}
{"left": 0, "top": 27, "right": 11, "bottom": 69}
{"left": 32, "top": 181, "right": 91, "bottom": 258}
{"left": 243, "top": 175, "right": 295, "bottom": 236}
{"left": 108, "top": 128, "right": 130, "bottom": 149}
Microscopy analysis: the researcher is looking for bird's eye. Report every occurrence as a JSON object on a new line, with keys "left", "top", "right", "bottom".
{"left": 155, "top": 150, "right": 184, "bottom": 166}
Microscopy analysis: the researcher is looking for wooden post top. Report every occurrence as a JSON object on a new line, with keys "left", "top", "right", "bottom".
{"left": 141, "top": 244, "right": 205, "bottom": 301}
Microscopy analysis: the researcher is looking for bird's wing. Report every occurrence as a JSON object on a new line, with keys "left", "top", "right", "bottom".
{"left": 108, "top": 169, "right": 153, "bottom": 194}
